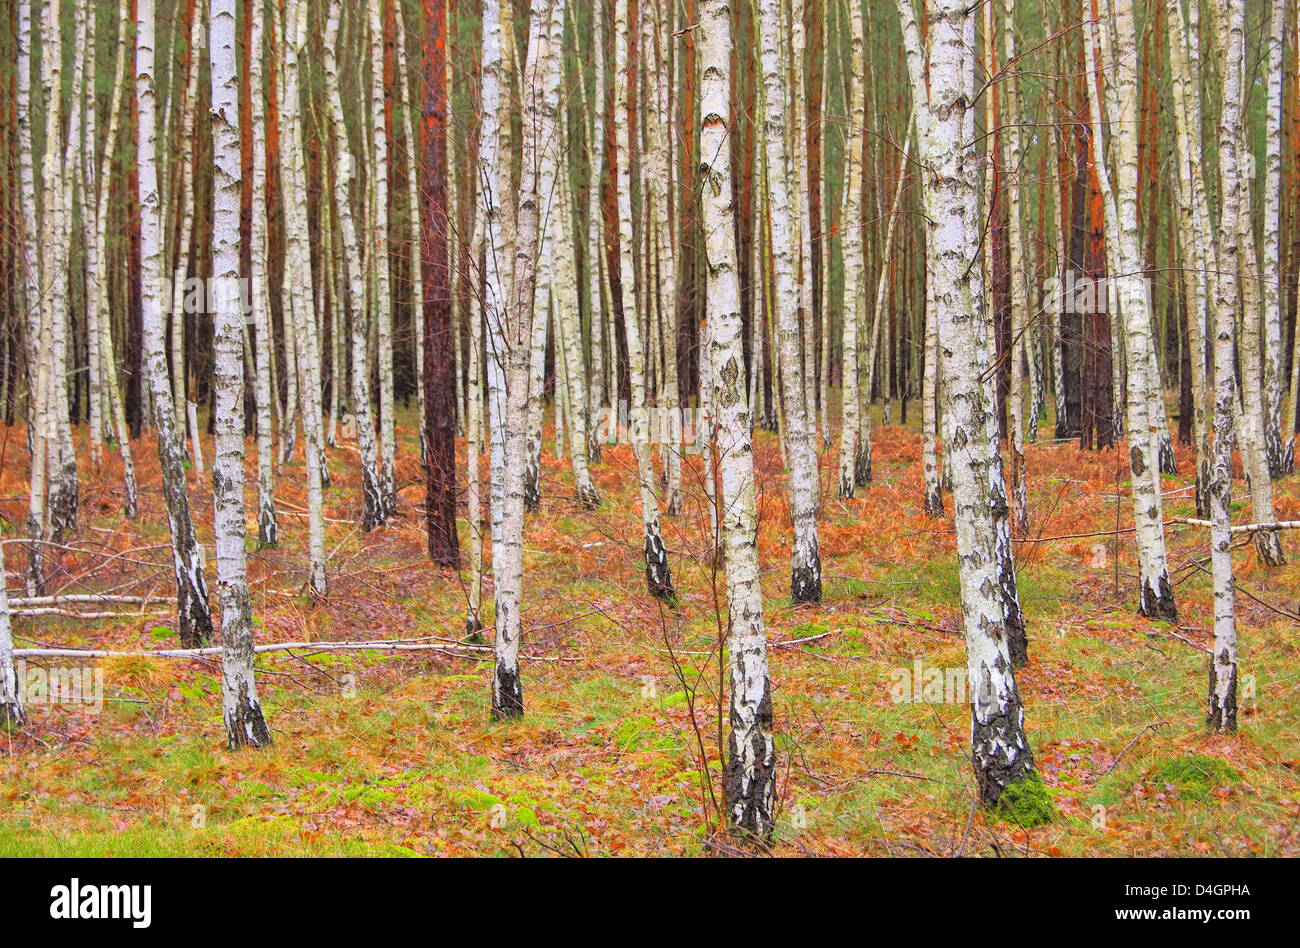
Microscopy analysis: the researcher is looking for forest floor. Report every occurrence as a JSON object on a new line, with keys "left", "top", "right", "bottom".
{"left": 1, "top": 402, "right": 1298, "bottom": 857}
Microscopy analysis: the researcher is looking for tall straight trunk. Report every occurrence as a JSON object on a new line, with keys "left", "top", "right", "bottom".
{"left": 615, "top": 0, "right": 674, "bottom": 602}
{"left": 580, "top": 4, "right": 607, "bottom": 455}
{"left": 1208, "top": 0, "right": 1247, "bottom": 733}
{"left": 325, "top": 0, "right": 384, "bottom": 534}
{"left": 522, "top": 269, "right": 550, "bottom": 512}
{"left": 836, "top": 0, "right": 865, "bottom": 500}
{"left": 466, "top": 233, "right": 485, "bottom": 640}
{"left": 1262, "top": 0, "right": 1289, "bottom": 476}
{"left": 701, "top": 0, "right": 775, "bottom": 841}
{"left": 394, "top": 0, "right": 427, "bottom": 464}
{"left": 555, "top": 160, "right": 600, "bottom": 507}
{"left": 922, "top": 258, "right": 943, "bottom": 517}
{"left": 138, "top": 0, "right": 214, "bottom": 647}
{"left": 1089, "top": 0, "right": 1177, "bottom": 620}
{"left": 758, "top": 0, "right": 820, "bottom": 603}
{"left": 287, "top": 0, "right": 327, "bottom": 593}
{"left": 1166, "top": 0, "right": 1212, "bottom": 516}
{"left": 1001, "top": 0, "right": 1028, "bottom": 536}
{"left": 897, "top": 0, "right": 1040, "bottom": 809}
{"left": 41, "top": 0, "right": 78, "bottom": 545}
{"left": 1227, "top": 24, "right": 1285, "bottom": 566}
{"left": 422, "top": 0, "right": 460, "bottom": 566}
{"left": 371, "top": 0, "right": 397, "bottom": 518}
{"left": 493, "top": 0, "right": 565, "bottom": 719}
{"left": 168, "top": 5, "right": 202, "bottom": 467}
{"left": 791, "top": 0, "right": 817, "bottom": 448}
{"left": 248, "top": 0, "right": 278, "bottom": 546}
{"left": 211, "top": 0, "right": 270, "bottom": 748}
{"left": 81, "top": 0, "right": 104, "bottom": 466}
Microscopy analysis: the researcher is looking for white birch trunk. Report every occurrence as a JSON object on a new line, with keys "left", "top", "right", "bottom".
{"left": 1001, "top": 0, "right": 1028, "bottom": 536}
{"left": 555, "top": 166, "right": 600, "bottom": 507}
{"left": 137, "top": 0, "right": 214, "bottom": 647}
{"left": 249, "top": 0, "right": 278, "bottom": 546}
{"left": 210, "top": 0, "right": 271, "bottom": 748}
{"left": 0, "top": 535, "right": 23, "bottom": 724}
{"left": 1089, "top": 0, "right": 1177, "bottom": 620}
{"left": 325, "top": 0, "right": 384, "bottom": 535}
{"left": 700, "top": 0, "right": 776, "bottom": 839}
{"left": 493, "top": 0, "right": 564, "bottom": 718}
{"left": 1208, "top": 0, "right": 1247, "bottom": 733}
{"left": 369, "top": 0, "right": 398, "bottom": 518}
{"left": 837, "top": 0, "right": 865, "bottom": 500}
{"left": 615, "top": 0, "right": 674, "bottom": 602}
{"left": 897, "top": 0, "right": 1040, "bottom": 806}
{"left": 1260, "top": 0, "right": 1287, "bottom": 477}
{"left": 759, "top": 0, "right": 821, "bottom": 603}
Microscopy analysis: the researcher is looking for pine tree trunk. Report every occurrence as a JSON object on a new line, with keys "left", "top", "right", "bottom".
{"left": 421, "top": 0, "right": 461, "bottom": 566}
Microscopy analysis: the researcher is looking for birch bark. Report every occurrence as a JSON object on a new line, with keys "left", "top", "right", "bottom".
{"left": 211, "top": 0, "right": 271, "bottom": 748}
{"left": 758, "top": 0, "right": 821, "bottom": 603}
{"left": 137, "top": 0, "right": 214, "bottom": 647}
{"left": 897, "top": 0, "right": 1040, "bottom": 806}
{"left": 701, "top": 0, "right": 776, "bottom": 839}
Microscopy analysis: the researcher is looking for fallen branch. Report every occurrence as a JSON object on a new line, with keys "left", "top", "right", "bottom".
{"left": 1169, "top": 517, "right": 1300, "bottom": 533}
{"left": 13, "top": 639, "right": 568, "bottom": 662}
{"left": 1104, "top": 721, "right": 1170, "bottom": 775}
{"left": 8, "top": 594, "right": 168, "bottom": 607}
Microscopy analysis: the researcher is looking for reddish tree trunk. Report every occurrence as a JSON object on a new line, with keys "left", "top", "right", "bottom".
{"left": 422, "top": 0, "right": 459, "bottom": 566}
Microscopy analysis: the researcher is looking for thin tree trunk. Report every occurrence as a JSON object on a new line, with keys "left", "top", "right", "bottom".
{"left": 493, "top": 0, "right": 564, "bottom": 719}
{"left": 138, "top": 0, "right": 214, "bottom": 647}
{"left": 1262, "top": 0, "right": 1289, "bottom": 476}
{"left": 897, "top": 0, "right": 1041, "bottom": 810}
{"left": 758, "top": 0, "right": 821, "bottom": 603}
{"left": 700, "top": 0, "right": 775, "bottom": 841}
{"left": 371, "top": 0, "right": 397, "bottom": 518}
{"left": 211, "top": 0, "right": 271, "bottom": 748}
{"left": 615, "top": 0, "right": 674, "bottom": 602}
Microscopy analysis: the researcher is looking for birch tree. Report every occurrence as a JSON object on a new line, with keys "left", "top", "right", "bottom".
{"left": 1089, "top": 0, "right": 1177, "bottom": 619}
{"left": 325, "top": 0, "right": 384, "bottom": 535}
{"left": 371, "top": 0, "right": 398, "bottom": 519}
{"left": 615, "top": 0, "right": 674, "bottom": 602}
{"left": 0, "top": 536, "right": 23, "bottom": 725}
{"left": 137, "top": 0, "right": 214, "bottom": 648}
{"left": 836, "top": 0, "right": 866, "bottom": 501}
{"left": 1207, "top": 0, "right": 1248, "bottom": 733}
{"left": 288, "top": 0, "right": 328, "bottom": 592}
{"left": 758, "top": 0, "right": 821, "bottom": 604}
{"left": 1261, "top": 0, "right": 1288, "bottom": 477}
{"left": 699, "top": 0, "right": 775, "bottom": 839}
{"left": 896, "top": 0, "right": 1044, "bottom": 812}
{"left": 211, "top": 0, "right": 270, "bottom": 748}
{"left": 493, "top": 0, "right": 564, "bottom": 718}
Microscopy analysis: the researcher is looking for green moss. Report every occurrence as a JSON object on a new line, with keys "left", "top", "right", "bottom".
{"left": 994, "top": 771, "right": 1056, "bottom": 827}
{"left": 1148, "top": 754, "right": 1241, "bottom": 800}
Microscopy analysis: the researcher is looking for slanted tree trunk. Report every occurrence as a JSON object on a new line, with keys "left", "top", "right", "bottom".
{"left": 758, "top": 0, "right": 820, "bottom": 603}
{"left": 700, "top": 0, "right": 775, "bottom": 840}
{"left": 137, "top": 0, "right": 214, "bottom": 648}
{"left": 555, "top": 164, "right": 600, "bottom": 507}
{"left": 211, "top": 0, "right": 270, "bottom": 748}
{"left": 1089, "top": 0, "right": 1177, "bottom": 620}
{"left": 897, "top": 0, "right": 1041, "bottom": 810}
